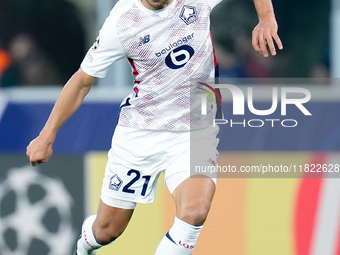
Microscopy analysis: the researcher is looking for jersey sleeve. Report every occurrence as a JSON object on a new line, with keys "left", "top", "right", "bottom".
{"left": 81, "top": 11, "right": 125, "bottom": 78}
{"left": 206, "top": 0, "right": 223, "bottom": 9}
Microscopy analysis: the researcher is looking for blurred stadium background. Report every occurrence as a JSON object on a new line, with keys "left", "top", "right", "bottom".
{"left": 1, "top": 0, "right": 340, "bottom": 254}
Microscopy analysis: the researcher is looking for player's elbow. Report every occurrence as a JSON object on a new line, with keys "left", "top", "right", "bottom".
{"left": 74, "top": 68, "right": 97, "bottom": 91}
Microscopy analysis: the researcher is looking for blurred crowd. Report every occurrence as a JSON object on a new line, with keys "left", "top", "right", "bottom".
{"left": 0, "top": 0, "right": 331, "bottom": 87}
{"left": 0, "top": 0, "right": 86, "bottom": 87}
{"left": 211, "top": 0, "right": 330, "bottom": 79}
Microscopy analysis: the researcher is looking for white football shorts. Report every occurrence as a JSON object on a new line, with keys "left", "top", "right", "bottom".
{"left": 101, "top": 124, "right": 219, "bottom": 209}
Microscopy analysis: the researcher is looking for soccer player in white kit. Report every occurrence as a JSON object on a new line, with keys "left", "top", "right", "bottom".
{"left": 27, "top": 0, "right": 282, "bottom": 254}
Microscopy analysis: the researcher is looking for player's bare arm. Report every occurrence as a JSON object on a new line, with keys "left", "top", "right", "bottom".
{"left": 26, "top": 68, "right": 96, "bottom": 166}
{"left": 252, "top": 0, "right": 283, "bottom": 57}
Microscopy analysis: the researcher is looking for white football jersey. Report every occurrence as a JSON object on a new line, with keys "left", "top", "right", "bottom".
{"left": 81, "top": 0, "right": 222, "bottom": 131}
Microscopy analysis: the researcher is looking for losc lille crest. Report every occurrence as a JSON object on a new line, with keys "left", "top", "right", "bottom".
{"left": 180, "top": 5, "right": 197, "bottom": 25}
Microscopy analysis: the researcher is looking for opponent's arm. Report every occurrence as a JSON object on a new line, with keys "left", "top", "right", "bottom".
{"left": 252, "top": 0, "right": 283, "bottom": 57}
{"left": 26, "top": 68, "right": 96, "bottom": 166}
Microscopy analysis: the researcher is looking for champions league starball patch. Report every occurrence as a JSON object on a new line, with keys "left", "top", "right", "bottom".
{"left": 180, "top": 5, "right": 198, "bottom": 25}
{"left": 91, "top": 36, "right": 100, "bottom": 51}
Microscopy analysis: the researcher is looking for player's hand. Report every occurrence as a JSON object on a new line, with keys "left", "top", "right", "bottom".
{"left": 26, "top": 133, "right": 55, "bottom": 166}
{"left": 252, "top": 15, "right": 283, "bottom": 57}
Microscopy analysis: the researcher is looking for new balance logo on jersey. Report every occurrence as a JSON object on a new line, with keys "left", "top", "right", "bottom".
{"left": 139, "top": 35, "right": 150, "bottom": 46}
{"left": 180, "top": 5, "right": 197, "bottom": 25}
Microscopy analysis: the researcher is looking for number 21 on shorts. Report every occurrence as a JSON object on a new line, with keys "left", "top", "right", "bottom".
{"left": 109, "top": 170, "right": 151, "bottom": 196}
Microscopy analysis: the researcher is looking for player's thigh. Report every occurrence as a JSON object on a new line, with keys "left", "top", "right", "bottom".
{"left": 102, "top": 125, "right": 166, "bottom": 204}
{"left": 172, "top": 176, "right": 216, "bottom": 226}
{"left": 93, "top": 199, "right": 134, "bottom": 241}
{"left": 165, "top": 126, "right": 219, "bottom": 226}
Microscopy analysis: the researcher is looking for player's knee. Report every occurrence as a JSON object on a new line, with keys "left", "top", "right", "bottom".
{"left": 93, "top": 220, "right": 126, "bottom": 245}
{"left": 177, "top": 203, "right": 210, "bottom": 226}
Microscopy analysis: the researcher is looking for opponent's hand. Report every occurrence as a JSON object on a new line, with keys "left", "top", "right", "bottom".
{"left": 26, "top": 133, "right": 55, "bottom": 166}
{"left": 252, "top": 15, "right": 283, "bottom": 57}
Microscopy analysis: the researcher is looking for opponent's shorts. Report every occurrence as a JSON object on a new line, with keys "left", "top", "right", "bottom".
{"left": 101, "top": 124, "right": 219, "bottom": 209}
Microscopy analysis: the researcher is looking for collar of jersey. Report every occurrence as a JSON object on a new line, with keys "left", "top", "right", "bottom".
{"left": 136, "top": 0, "right": 177, "bottom": 17}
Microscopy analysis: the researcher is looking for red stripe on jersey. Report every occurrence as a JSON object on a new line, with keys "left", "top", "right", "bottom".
{"left": 134, "top": 86, "right": 139, "bottom": 95}
{"left": 128, "top": 58, "right": 140, "bottom": 84}
{"left": 128, "top": 58, "right": 139, "bottom": 76}
{"left": 210, "top": 33, "right": 218, "bottom": 68}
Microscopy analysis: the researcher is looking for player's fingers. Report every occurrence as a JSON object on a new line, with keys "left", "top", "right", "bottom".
{"left": 252, "top": 30, "right": 262, "bottom": 54}
{"left": 259, "top": 34, "right": 269, "bottom": 57}
{"left": 27, "top": 151, "right": 44, "bottom": 166}
{"left": 265, "top": 33, "right": 276, "bottom": 56}
{"left": 272, "top": 33, "right": 283, "bottom": 50}
{"left": 31, "top": 160, "right": 43, "bottom": 166}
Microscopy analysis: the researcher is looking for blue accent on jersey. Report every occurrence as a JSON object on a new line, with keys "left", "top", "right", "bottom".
{"left": 215, "top": 64, "right": 223, "bottom": 119}
{"left": 118, "top": 97, "right": 131, "bottom": 117}
{"left": 166, "top": 232, "right": 177, "bottom": 245}
{"left": 215, "top": 63, "right": 220, "bottom": 78}
{"left": 120, "top": 97, "right": 131, "bottom": 109}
